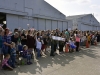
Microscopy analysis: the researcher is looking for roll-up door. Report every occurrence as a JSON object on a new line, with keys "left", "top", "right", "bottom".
{"left": 23, "top": 18, "right": 28, "bottom": 29}
{"left": 58, "top": 21, "right": 63, "bottom": 31}
{"left": 18, "top": 16, "right": 23, "bottom": 29}
{"left": 81, "top": 24, "right": 86, "bottom": 31}
{"left": 63, "top": 22, "right": 67, "bottom": 30}
{"left": 89, "top": 26, "right": 92, "bottom": 30}
{"left": 38, "top": 19, "right": 45, "bottom": 30}
{"left": 52, "top": 20, "right": 57, "bottom": 30}
{"left": 46, "top": 19, "right": 51, "bottom": 30}
{"left": 29, "top": 19, "right": 34, "bottom": 28}
{"left": 6, "top": 14, "right": 19, "bottom": 30}
{"left": 34, "top": 18, "right": 38, "bottom": 30}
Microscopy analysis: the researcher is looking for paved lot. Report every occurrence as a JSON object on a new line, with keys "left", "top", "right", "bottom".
{"left": 0, "top": 44, "right": 100, "bottom": 75}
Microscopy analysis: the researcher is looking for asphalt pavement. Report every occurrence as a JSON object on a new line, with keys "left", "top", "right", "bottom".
{"left": 0, "top": 44, "right": 100, "bottom": 75}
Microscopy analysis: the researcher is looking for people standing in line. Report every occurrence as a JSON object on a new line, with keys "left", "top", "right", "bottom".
{"left": 2, "top": 28, "right": 12, "bottom": 55}
{"left": 59, "top": 33, "right": 65, "bottom": 53}
{"left": 87, "top": 34, "right": 91, "bottom": 46}
{"left": 11, "top": 32, "right": 19, "bottom": 45}
{"left": 43, "top": 35, "right": 48, "bottom": 54}
{"left": 50, "top": 33, "right": 55, "bottom": 56}
{"left": 35, "top": 33, "right": 42, "bottom": 58}
{"left": 65, "top": 29, "right": 70, "bottom": 41}
{"left": 53, "top": 32, "right": 58, "bottom": 54}
{"left": 75, "top": 31, "right": 80, "bottom": 52}
{"left": 10, "top": 42, "right": 16, "bottom": 68}
{"left": 96, "top": 31, "right": 100, "bottom": 42}
{"left": 27, "top": 30, "right": 36, "bottom": 58}
{"left": 21, "top": 30, "right": 27, "bottom": 45}
{"left": 0, "top": 27, "right": 4, "bottom": 65}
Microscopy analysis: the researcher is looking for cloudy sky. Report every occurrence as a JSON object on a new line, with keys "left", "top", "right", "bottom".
{"left": 45, "top": 0, "right": 100, "bottom": 22}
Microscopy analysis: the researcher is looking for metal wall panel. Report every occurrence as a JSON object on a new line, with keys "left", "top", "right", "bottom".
{"left": 63, "top": 22, "right": 67, "bottom": 30}
{"left": 46, "top": 19, "right": 51, "bottom": 30}
{"left": 58, "top": 21, "right": 63, "bottom": 31}
{"left": 23, "top": 18, "right": 28, "bottom": 29}
{"left": 29, "top": 19, "right": 34, "bottom": 28}
{"left": 34, "top": 18, "right": 38, "bottom": 30}
{"left": 18, "top": 16, "right": 23, "bottom": 29}
{"left": 81, "top": 24, "right": 86, "bottom": 31}
{"left": 38, "top": 19, "right": 45, "bottom": 30}
{"left": 52, "top": 20, "right": 57, "bottom": 30}
{"left": 6, "top": 14, "right": 19, "bottom": 31}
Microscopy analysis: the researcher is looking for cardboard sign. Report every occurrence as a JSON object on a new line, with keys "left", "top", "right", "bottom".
{"left": 52, "top": 36, "right": 65, "bottom": 41}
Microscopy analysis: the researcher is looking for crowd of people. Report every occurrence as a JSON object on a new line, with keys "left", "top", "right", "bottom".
{"left": 0, "top": 26, "right": 100, "bottom": 71}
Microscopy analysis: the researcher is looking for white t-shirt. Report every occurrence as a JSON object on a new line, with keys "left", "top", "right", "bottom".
{"left": 36, "top": 38, "right": 42, "bottom": 50}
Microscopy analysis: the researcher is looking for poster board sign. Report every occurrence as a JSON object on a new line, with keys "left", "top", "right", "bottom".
{"left": 52, "top": 36, "right": 65, "bottom": 41}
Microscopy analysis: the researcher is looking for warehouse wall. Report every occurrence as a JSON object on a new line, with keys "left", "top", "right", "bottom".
{"left": 80, "top": 15, "right": 99, "bottom": 30}
{"left": 7, "top": 14, "right": 34, "bottom": 30}
{"left": 0, "top": 0, "right": 66, "bottom": 19}
{"left": 0, "top": 0, "right": 67, "bottom": 30}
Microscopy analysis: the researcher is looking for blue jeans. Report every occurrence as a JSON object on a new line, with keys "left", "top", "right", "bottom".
{"left": 36, "top": 48, "right": 41, "bottom": 58}
{"left": 26, "top": 55, "right": 31, "bottom": 62}
{"left": 2, "top": 48, "right": 8, "bottom": 55}
{"left": 23, "top": 54, "right": 31, "bottom": 62}
{"left": 10, "top": 55, "right": 16, "bottom": 67}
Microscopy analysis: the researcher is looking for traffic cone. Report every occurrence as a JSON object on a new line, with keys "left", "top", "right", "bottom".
{"left": 65, "top": 44, "right": 69, "bottom": 53}
{"left": 86, "top": 40, "right": 89, "bottom": 48}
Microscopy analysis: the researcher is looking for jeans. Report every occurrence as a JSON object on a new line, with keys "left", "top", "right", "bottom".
{"left": 76, "top": 42, "right": 80, "bottom": 51}
{"left": 26, "top": 55, "right": 31, "bottom": 62}
{"left": 50, "top": 43, "right": 54, "bottom": 56}
{"left": 10, "top": 55, "right": 16, "bottom": 67}
{"left": 23, "top": 55, "right": 31, "bottom": 62}
{"left": 36, "top": 48, "right": 41, "bottom": 58}
{"left": 2, "top": 48, "right": 8, "bottom": 55}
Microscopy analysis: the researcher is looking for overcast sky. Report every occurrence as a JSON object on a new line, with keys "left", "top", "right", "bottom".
{"left": 45, "top": 0, "right": 100, "bottom": 22}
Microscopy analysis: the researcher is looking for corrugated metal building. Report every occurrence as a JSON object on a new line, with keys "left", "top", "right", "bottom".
{"left": 0, "top": 0, "right": 99, "bottom": 31}
{"left": 0, "top": 0, "right": 68, "bottom": 31}
{"left": 66, "top": 14, "right": 100, "bottom": 31}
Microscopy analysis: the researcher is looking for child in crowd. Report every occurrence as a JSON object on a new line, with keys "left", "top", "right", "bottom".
{"left": 35, "top": 34, "right": 42, "bottom": 58}
{"left": 94, "top": 36, "right": 97, "bottom": 45}
{"left": 23, "top": 45, "right": 32, "bottom": 65}
{"left": 69, "top": 37, "right": 76, "bottom": 52}
{"left": 1, "top": 54, "right": 13, "bottom": 70}
{"left": 10, "top": 42, "right": 16, "bottom": 68}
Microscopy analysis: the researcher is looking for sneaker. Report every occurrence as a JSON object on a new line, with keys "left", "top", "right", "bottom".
{"left": 29, "top": 62, "right": 33, "bottom": 64}
{"left": 27, "top": 62, "right": 31, "bottom": 65}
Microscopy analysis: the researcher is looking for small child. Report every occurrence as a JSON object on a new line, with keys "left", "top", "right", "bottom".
{"left": 1, "top": 54, "right": 13, "bottom": 70}
{"left": 23, "top": 45, "right": 32, "bottom": 65}
{"left": 35, "top": 35, "right": 42, "bottom": 58}
{"left": 69, "top": 38, "right": 76, "bottom": 52}
{"left": 10, "top": 42, "right": 16, "bottom": 68}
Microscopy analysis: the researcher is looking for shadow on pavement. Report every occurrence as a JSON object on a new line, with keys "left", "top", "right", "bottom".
{"left": 1, "top": 45, "right": 100, "bottom": 75}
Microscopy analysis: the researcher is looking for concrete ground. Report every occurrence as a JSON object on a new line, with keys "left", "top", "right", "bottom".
{"left": 0, "top": 44, "right": 100, "bottom": 75}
